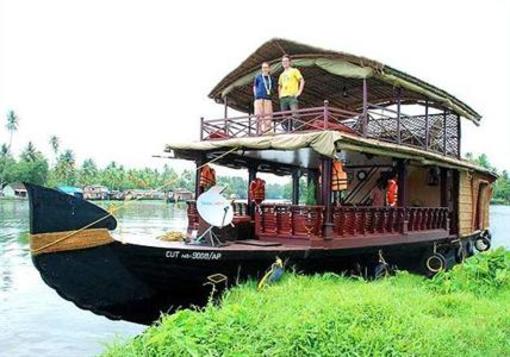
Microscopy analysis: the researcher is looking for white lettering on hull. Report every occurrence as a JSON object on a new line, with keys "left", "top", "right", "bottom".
{"left": 165, "top": 251, "right": 222, "bottom": 260}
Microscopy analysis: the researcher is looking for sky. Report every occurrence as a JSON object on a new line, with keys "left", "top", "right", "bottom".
{"left": 1, "top": 0, "right": 509, "bottom": 179}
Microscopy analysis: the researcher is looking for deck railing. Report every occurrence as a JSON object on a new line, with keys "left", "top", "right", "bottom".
{"left": 255, "top": 204, "right": 449, "bottom": 240}
{"left": 200, "top": 102, "right": 460, "bottom": 157}
{"left": 187, "top": 201, "right": 450, "bottom": 240}
{"left": 332, "top": 206, "right": 449, "bottom": 237}
{"left": 255, "top": 204, "right": 324, "bottom": 238}
{"left": 201, "top": 103, "right": 359, "bottom": 140}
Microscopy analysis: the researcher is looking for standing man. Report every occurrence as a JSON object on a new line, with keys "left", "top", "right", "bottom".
{"left": 253, "top": 62, "right": 275, "bottom": 134}
{"left": 278, "top": 55, "right": 305, "bottom": 132}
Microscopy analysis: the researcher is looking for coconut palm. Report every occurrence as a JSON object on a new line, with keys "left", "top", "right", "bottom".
{"left": 49, "top": 135, "right": 60, "bottom": 157}
{"left": 6, "top": 110, "right": 19, "bottom": 151}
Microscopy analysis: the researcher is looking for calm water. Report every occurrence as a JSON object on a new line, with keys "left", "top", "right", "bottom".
{"left": 1, "top": 200, "right": 509, "bottom": 357}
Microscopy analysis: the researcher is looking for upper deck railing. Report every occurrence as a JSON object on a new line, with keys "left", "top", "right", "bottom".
{"left": 200, "top": 101, "right": 460, "bottom": 158}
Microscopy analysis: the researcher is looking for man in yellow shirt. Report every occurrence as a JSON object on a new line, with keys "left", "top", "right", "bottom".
{"left": 278, "top": 55, "right": 305, "bottom": 131}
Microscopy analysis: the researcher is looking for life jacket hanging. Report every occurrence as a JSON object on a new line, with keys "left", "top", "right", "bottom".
{"left": 199, "top": 165, "right": 216, "bottom": 190}
{"left": 249, "top": 178, "right": 266, "bottom": 204}
{"left": 331, "top": 160, "right": 348, "bottom": 191}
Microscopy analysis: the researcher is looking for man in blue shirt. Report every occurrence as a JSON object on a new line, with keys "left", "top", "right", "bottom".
{"left": 253, "top": 62, "right": 275, "bottom": 134}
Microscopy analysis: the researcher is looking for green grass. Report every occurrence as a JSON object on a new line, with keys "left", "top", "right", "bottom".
{"left": 104, "top": 249, "right": 510, "bottom": 357}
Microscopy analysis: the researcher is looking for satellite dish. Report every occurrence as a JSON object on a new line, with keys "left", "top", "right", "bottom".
{"left": 196, "top": 185, "right": 234, "bottom": 228}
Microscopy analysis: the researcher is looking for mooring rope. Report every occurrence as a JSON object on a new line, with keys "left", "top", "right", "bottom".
{"left": 31, "top": 146, "right": 240, "bottom": 253}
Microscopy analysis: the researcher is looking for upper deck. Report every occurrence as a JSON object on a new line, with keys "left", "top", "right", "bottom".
{"left": 200, "top": 100, "right": 461, "bottom": 158}
{"left": 198, "top": 38, "right": 481, "bottom": 160}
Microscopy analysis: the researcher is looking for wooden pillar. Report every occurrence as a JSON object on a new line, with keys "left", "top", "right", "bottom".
{"left": 362, "top": 78, "right": 368, "bottom": 137}
{"left": 424, "top": 100, "right": 429, "bottom": 150}
{"left": 396, "top": 88, "right": 402, "bottom": 144}
{"left": 200, "top": 117, "right": 204, "bottom": 141}
{"left": 320, "top": 157, "right": 334, "bottom": 239}
{"left": 292, "top": 169, "right": 300, "bottom": 205}
{"left": 396, "top": 159, "right": 407, "bottom": 207}
{"left": 224, "top": 96, "right": 228, "bottom": 119}
{"left": 247, "top": 164, "right": 257, "bottom": 216}
{"left": 194, "top": 155, "right": 205, "bottom": 199}
{"left": 440, "top": 167, "right": 448, "bottom": 207}
{"left": 323, "top": 100, "right": 329, "bottom": 129}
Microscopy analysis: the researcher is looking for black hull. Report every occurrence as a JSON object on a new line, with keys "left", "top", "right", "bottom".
{"left": 32, "top": 238, "right": 432, "bottom": 324}
{"left": 25, "top": 183, "right": 468, "bottom": 324}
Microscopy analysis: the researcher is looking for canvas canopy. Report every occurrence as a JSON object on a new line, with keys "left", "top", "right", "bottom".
{"left": 166, "top": 131, "right": 495, "bottom": 177}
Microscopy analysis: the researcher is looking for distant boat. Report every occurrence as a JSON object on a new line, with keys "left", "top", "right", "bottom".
{"left": 25, "top": 39, "right": 496, "bottom": 324}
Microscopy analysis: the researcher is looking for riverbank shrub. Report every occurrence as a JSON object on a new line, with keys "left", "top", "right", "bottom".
{"left": 104, "top": 250, "right": 510, "bottom": 356}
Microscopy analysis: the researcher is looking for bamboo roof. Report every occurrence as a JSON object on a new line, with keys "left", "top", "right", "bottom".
{"left": 209, "top": 38, "right": 481, "bottom": 125}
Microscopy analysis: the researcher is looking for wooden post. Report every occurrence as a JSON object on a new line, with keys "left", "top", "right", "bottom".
{"left": 362, "top": 78, "right": 368, "bottom": 137}
{"left": 396, "top": 87, "right": 402, "bottom": 144}
{"left": 440, "top": 168, "right": 448, "bottom": 207}
{"left": 247, "top": 164, "right": 257, "bottom": 216}
{"left": 224, "top": 96, "right": 228, "bottom": 119}
{"left": 396, "top": 159, "right": 407, "bottom": 207}
{"left": 292, "top": 169, "right": 300, "bottom": 205}
{"left": 320, "top": 157, "right": 334, "bottom": 239}
{"left": 194, "top": 156, "right": 205, "bottom": 199}
{"left": 424, "top": 100, "right": 429, "bottom": 150}
{"left": 323, "top": 100, "right": 329, "bottom": 129}
{"left": 443, "top": 109, "right": 447, "bottom": 155}
{"left": 200, "top": 117, "right": 204, "bottom": 141}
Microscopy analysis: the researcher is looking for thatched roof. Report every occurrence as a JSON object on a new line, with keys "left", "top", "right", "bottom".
{"left": 209, "top": 38, "right": 481, "bottom": 125}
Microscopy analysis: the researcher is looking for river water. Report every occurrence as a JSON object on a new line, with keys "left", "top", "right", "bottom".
{"left": 1, "top": 200, "right": 509, "bottom": 356}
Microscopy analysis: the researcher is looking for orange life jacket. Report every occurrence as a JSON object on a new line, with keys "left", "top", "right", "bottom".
{"left": 199, "top": 165, "right": 216, "bottom": 189}
{"left": 249, "top": 178, "right": 266, "bottom": 204}
{"left": 319, "top": 160, "right": 348, "bottom": 191}
{"left": 331, "top": 160, "right": 348, "bottom": 191}
{"left": 387, "top": 179, "right": 398, "bottom": 207}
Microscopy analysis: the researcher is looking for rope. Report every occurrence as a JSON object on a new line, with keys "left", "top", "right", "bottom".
{"left": 31, "top": 146, "right": 240, "bottom": 253}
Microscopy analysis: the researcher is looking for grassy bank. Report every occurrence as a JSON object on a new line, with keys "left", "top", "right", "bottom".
{"left": 104, "top": 249, "right": 510, "bottom": 356}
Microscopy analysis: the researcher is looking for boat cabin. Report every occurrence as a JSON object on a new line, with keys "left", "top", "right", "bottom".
{"left": 167, "top": 39, "right": 496, "bottom": 250}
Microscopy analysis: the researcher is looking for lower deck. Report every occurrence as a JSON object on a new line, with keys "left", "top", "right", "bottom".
{"left": 186, "top": 201, "right": 452, "bottom": 250}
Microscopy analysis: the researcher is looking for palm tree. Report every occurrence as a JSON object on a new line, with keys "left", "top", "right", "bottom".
{"left": 6, "top": 110, "right": 19, "bottom": 151}
{"left": 21, "top": 141, "right": 38, "bottom": 161}
{"left": 0, "top": 144, "right": 8, "bottom": 156}
{"left": 49, "top": 135, "right": 60, "bottom": 157}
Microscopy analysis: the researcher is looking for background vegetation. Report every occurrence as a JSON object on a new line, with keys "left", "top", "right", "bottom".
{"left": 1, "top": 111, "right": 509, "bottom": 203}
{"left": 104, "top": 249, "right": 510, "bottom": 356}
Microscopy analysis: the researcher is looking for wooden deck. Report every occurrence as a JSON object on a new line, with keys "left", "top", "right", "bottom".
{"left": 186, "top": 201, "right": 451, "bottom": 250}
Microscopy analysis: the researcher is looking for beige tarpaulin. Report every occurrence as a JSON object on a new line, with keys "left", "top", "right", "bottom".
{"left": 167, "top": 131, "right": 343, "bottom": 159}
{"left": 165, "top": 130, "right": 495, "bottom": 177}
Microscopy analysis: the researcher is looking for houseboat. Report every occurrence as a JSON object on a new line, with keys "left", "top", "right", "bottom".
{"left": 25, "top": 39, "right": 496, "bottom": 324}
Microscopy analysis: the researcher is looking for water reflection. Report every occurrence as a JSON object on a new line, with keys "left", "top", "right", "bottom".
{"left": 1, "top": 200, "right": 509, "bottom": 356}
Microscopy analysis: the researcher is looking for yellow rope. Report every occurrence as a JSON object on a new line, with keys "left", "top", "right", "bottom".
{"left": 31, "top": 146, "right": 240, "bottom": 253}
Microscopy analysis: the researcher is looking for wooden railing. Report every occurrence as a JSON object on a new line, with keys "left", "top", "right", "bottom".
{"left": 255, "top": 204, "right": 324, "bottom": 238}
{"left": 332, "top": 206, "right": 449, "bottom": 236}
{"left": 187, "top": 201, "right": 450, "bottom": 240}
{"left": 201, "top": 102, "right": 360, "bottom": 140}
{"left": 199, "top": 102, "right": 460, "bottom": 158}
